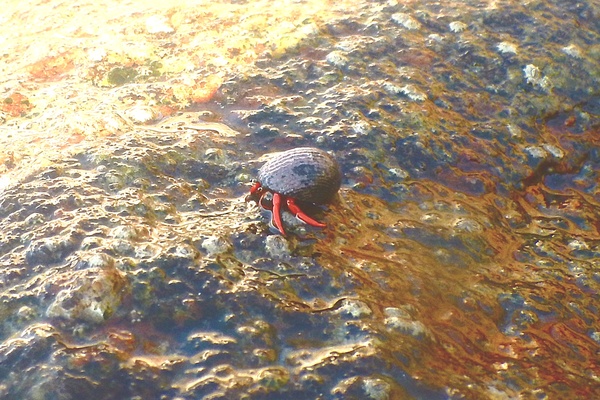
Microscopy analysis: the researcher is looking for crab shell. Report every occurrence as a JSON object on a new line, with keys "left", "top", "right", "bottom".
{"left": 258, "top": 147, "right": 341, "bottom": 204}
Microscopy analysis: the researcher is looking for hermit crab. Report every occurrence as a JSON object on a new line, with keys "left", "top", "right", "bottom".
{"left": 246, "top": 147, "right": 342, "bottom": 236}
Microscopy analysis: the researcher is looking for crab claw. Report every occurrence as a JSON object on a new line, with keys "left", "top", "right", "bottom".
{"left": 271, "top": 193, "right": 286, "bottom": 236}
{"left": 286, "top": 198, "right": 326, "bottom": 228}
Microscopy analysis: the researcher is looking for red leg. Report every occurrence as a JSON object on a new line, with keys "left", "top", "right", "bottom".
{"left": 272, "top": 193, "right": 286, "bottom": 236}
{"left": 287, "top": 198, "right": 326, "bottom": 228}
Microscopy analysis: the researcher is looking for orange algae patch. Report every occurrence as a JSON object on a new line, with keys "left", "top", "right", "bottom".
{"left": 169, "top": 75, "right": 224, "bottom": 105}
{"left": 316, "top": 175, "right": 600, "bottom": 398}
{"left": 28, "top": 51, "right": 75, "bottom": 81}
{"left": 1, "top": 92, "right": 33, "bottom": 116}
{"left": 191, "top": 75, "right": 223, "bottom": 103}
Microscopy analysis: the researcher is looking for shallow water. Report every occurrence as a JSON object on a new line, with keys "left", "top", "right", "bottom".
{"left": 0, "top": 0, "right": 599, "bottom": 399}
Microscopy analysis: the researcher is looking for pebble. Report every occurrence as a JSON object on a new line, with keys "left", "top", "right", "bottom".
{"left": 24, "top": 213, "right": 45, "bottom": 226}
{"left": 363, "top": 377, "right": 392, "bottom": 400}
{"left": 202, "top": 236, "right": 232, "bottom": 256}
{"left": 523, "top": 64, "right": 551, "bottom": 89}
{"left": 109, "top": 225, "right": 145, "bottom": 240}
{"left": 326, "top": 51, "right": 349, "bottom": 68}
{"left": 17, "top": 306, "right": 36, "bottom": 322}
{"left": 264, "top": 235, "right": 291, "bottom": 259}
{"left": 46, "top": 268, "right": 126, "bottom": 324}
{"left": 124, "top": 106, "right": 161, "bottom": 125}
{"left": 453, "top": 218, "right": 482, "bottom": 233}
{"left": 562, "top": 44, "right": 582, "bottom": 58}
{"left": 391, "top": 13, "right": 421, "bottom": 30}
{"left": 337, "top": 299, "right": 372, "bottom": 318}
{"left": 383, "top": 307, "right": 429, "bottom": 338}
{"left": 449, "top": 21, "right": 467, "bottom": 32}
{"left": 496, "top": 41, "right": 518, "bottom": 54}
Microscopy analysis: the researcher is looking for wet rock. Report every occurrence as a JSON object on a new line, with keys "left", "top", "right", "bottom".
{"left": 397, "top": 84, "right": 427, "bottom": 102}
{"left": 178, "top": 160, "right": 229, "bottom": 182}
{"left": 0, "top": 1, "right": 598, "bottom": 399}
{"left": 0, "top": 324, "right": 59, "bottom": 380}
{"left": 186, "top": 331, "right": 237, "bottom": 351}
{"left": 25, "top": 234, "right": 80, "bottom": 266}
{"left": 46, "top": 267, "right": 127, "bottom": 324}
{"left": 332, "top": 376, "right": 392, "bottom": 400}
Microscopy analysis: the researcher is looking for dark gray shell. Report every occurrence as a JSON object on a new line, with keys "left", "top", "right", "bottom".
{"left": 258, "top": 147, "right": 341, "bottom": 204}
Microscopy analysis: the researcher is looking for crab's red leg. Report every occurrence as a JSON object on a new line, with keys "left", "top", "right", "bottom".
{"left": 272, "top": 193, "right": 286, "bottom": 236}
{"left": 287, "top": 198, "right": 326, "bottom": 228}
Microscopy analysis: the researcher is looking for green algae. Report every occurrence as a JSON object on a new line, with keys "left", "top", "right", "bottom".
{"left": 107, "top": 67, "right": 139, "bottom": 86}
